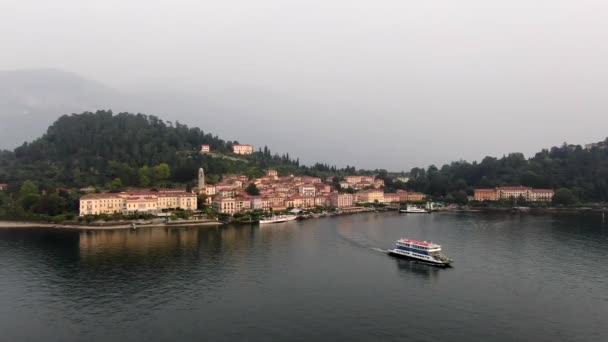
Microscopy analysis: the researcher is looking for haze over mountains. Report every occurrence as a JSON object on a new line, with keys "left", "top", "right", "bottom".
{"left": 0, "top": 68, "right": 330, "bottom": 167}
{"left": 2, "top": 67, "right": 608, "bottom": 172}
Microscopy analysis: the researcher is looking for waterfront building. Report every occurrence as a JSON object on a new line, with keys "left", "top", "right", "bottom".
{"left": 528, "top": 189, "right": 555, "bottom": 202}
{"left": 0, "top": 183, "right": 7, "bottom": 191}
{"left": 497, "top": 186, "right": 531, "bottom": 200}
{"left": 125, "top": 196, "right": 158, "bottom": 214}
{"left": 407, "top": 192, "right": 426, "bottom": 202}
{"left": 474, "top": 189, "right": 499, "bottom": 201}
{"left": 250, "top": 197, "right": 263, "bottom": 210}
{"left": 357, "top": 189, "right": 384, "bottom": 203}
{"left": 473, "top": 187, "right": 554, "bottom": 202}
{"left": 315, "top": 195, "right": 331, "bottom": 207}
{"left": 383, "top": 193, "right": 400, "bottom": 204}
{"left": 235, "top": 197, "right": 252, "bottom": 212}
{"left": 79, "top": 193, "right": 128, "bottom": 216}
{"left": 200, "top": 144, "right": 210, "bottom": 153}
{"left": 396, "top": 190, "right": 408, "bottom": 202}
{"left": 302, "top": 196, "right": 316, "bottom": 208}
{"left": 331, "top": 193, "right": 354, "bottom": 208}
{"left": 79, "top": 189, "right": 196, "bottom": 216}
{"left": 213, "top": 196, "right": 236, "bottom": 214}
{"left": 232, "top": 144, "right": 253, "bottom": 155}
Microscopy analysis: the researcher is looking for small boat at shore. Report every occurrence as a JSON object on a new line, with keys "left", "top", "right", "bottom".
{"left": 399, "top": 205, "right": 430, "bottom": 213}
{"left": 388, "top": 238, "right": 452, "bottom": 267}
{"left": 259, "top": 214, "right": 298, "bottom": 224}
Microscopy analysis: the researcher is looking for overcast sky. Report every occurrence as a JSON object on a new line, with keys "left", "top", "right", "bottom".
{"left": 1, "top": 0, "right": 607, "bottom": 171}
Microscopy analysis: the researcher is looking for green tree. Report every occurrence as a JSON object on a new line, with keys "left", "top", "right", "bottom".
{"left": 246, "top": 183, "right": 260, "bottom": 196}
{"left": 552, "top": 188, "right": 578, "bottom": 206}
{"left": 109, "top": 178, "right": 123, "bottom": 192}
{"left": 153, "top": 163, "right": 171, "bottom": 183}
{"left": 19, "top": 180, "right": 38, "bottom": 197}
{"left": 516, "top": 195, "right": 528, "bottom": 206}
{"left": 139, "top": 166, "right": 151, "bottom": 187}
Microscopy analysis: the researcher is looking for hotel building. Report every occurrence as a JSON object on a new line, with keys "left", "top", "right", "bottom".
{"left": 79, "top": 189, "right": 197, "bottom": 216}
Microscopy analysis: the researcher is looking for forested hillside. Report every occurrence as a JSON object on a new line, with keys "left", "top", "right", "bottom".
{"left": 404, "top": 141, "right": 608, "bottom": 202}
{"left": 1, "top": 110, "right": 607, "bottom": 204}
{"left": 0, "top": 111, "right": 298, "bottom": 189}
{"left": 0, "top": 110, "right": 353, "bottom": 192}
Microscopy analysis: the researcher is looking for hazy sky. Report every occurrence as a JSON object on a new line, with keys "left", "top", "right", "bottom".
{"left": 1, "top": 0, "right": 607, "bottom": 171}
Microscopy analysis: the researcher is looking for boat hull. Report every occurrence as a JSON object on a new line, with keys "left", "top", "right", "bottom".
{"left": 387, "top": 249, "right": 451, "bottom": 267}
{"left": 399, "top": 209, "right": 430, "bottom": 214}
{"left": 259, "top": 216, "right": 297, "bottom": 224}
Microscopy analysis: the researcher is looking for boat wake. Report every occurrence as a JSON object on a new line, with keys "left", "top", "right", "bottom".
{"left": 370, "top": 247, "right": 388, "bottom": 253}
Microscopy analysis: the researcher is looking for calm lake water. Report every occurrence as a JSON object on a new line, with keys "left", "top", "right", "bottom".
{"left": 1, "top": 212, "right": 607, "bottom": 342}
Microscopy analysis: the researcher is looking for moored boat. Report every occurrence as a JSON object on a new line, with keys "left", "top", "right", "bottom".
{"left": 399, "top": 205, "right": 430, "bottom": 213}
{"left": 388, "top": 238, "right": 452, "bottom": 267}
{"left": 259, "top": 214, "right": 298, "bottom": 224}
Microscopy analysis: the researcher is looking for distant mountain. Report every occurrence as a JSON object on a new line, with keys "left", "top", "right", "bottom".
{"left": 0, "top": 68, "right": 131, "bottom": 149}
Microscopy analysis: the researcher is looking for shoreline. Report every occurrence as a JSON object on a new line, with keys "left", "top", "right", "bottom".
{"left": 0, "top": 220, "right": 223, "bottom": 230}
{"left": 1, "top": 206, "right": 604, "bottom": 230}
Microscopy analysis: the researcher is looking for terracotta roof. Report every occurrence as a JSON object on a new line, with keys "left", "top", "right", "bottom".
{"left": 497, "top": 186, "right": 532, "bottom": 190}
{"left": 80, "top": 193, "right": 123, "bottom": 200}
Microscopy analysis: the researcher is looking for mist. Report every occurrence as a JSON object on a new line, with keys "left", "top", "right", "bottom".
{"left": 1, "top": 0, "right": 607, "bottom": 171}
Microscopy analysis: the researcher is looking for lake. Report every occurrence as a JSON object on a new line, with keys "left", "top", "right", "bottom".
{"left": 1, "top": 212, "right": 607, "bottom": 341}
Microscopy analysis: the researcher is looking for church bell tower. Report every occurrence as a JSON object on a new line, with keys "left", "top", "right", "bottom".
{"left": 198, "top": 168, "right": 205, "bottom": 191}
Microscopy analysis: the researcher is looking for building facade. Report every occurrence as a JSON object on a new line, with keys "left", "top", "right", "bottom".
{"left": 79, "top": 189, "right": 197, "bottom": 216}
{"left": 356, "top": 189, "right": 384, "bottom": 203}
{"left": 473, "top": 187, "right": 554, "bottom": 202}
{"left": 232, "top": 144, "right": 254, "bottom": 155}
{"left": 407, "top": 192, "right": 426, "bottom": 202}
{"left": 331, "top": 193, "right": 354, "bottom": 208}
{"left": 474, "top": 189, "right": 499, "bottom": 201}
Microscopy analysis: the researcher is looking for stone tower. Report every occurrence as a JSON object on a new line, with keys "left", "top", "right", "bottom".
{"left": 198, "top": 168, "right": 205, "bottom": 190}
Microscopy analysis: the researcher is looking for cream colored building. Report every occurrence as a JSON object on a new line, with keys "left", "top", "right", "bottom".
{"left": 529, "top": 189, "right": 554, "bottom": 202}
{"left": 79, "top": 189, "right": 197, "bottom": 216}
{"left": 383, "top": 193, "right": 400, "bottom": 204}
{"left": 497, "top": 186, "right": 531, "bottom": 200}
{"left": 299, "top": 185, "right": 316, "bottom": 197}
{"left": 356, "top": 189, "right": 384, "bottom": 203}
{"left": 233, "top": 144, "right": 254, "bottom": 155}
{"left": 407, "top": 192, "right": 426, "bottom": 202}
{"left": 200, "top": 144, "right": 210, "bottom": 153}
{"left": 331, "top": 193, "right": 354, "bottom": 208}
{"left": 213, "top": 196, "right": 236, "bottom": 214}
{"left": 79, "top": 193, "right": 128, "bottom": 216}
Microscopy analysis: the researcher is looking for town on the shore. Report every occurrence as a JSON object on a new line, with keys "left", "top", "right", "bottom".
{"left": 74, "top": 144, "right": 555, "bottom": 219}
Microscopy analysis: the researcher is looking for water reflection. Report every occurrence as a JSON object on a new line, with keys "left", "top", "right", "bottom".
{"left": 393, "top": 258, "right": 442, "bottom": 280}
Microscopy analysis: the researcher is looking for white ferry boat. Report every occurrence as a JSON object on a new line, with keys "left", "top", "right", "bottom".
{"left": 259, "top": 214, "right": 298, "bottom": 224}
{"left": 399, "top": 205, "right": 430, "bottom": 213}
{"left": 388, "top": 238, "right": 452, "bottom": 267}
